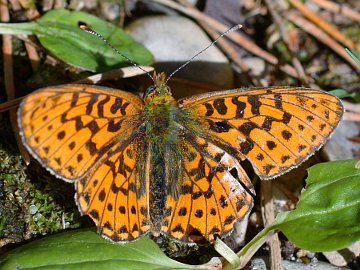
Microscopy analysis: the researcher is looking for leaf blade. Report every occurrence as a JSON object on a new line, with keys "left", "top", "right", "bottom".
{"left": 271, "top": 160, "right": 360, "bottom": 251}
{"left": 0, "top": 229, "right": 197, "bottom": 270}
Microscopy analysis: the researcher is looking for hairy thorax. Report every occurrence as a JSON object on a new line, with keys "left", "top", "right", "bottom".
{"left": 144, "top": 93, "right": 178, "bottom": 145}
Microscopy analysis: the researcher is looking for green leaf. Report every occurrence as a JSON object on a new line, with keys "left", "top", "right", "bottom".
{"left": 0, "top": 229, "right": 199, "bottom": 270}
{"left": 345, "top": 48, "right": 360, "bottom": 66}
{"left": 329, "top": 89, "right": 353, "bottom": 99}
{"left": 270, "top": 160, "right": 360, "bottom": 252}
{"left": 329, "top": 89, "right": 360, "bottom": 102}
{"left": 0, "top": 9, "right": 153, "bottom": 72}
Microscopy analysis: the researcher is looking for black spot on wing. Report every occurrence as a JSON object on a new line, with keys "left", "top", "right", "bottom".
{"left": 248, "top": 95, "right": 261, "bottom": 115}
{"left": 274, "top": 93, "right": 283, "bottom": 109}
{"left": 231, "top": 97, "right": 246, "bottom": 118}
{"left": 238, "top": 122, "right": 257, "bottom": 136}
{"left": 207, "top": 120, "right": 231, "bottom": 133}
{"left": 213, "top": 98, "right": 227, "bottom": 115}
{"left": 86, "top": 94, "right": 99, "bottom": 115}
{"left": 203, "top": 103, "right": 214, "bottom": 116}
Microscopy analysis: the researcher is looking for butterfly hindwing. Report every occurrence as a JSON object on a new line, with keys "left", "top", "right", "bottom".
{"left": 76, "top": 129, "right": 151, "bottom": 242}
{"left": 179, "top": 87, "right": 343, "bottom": 179}
{"left": 18, "top": 84, "right": 144, "bottom": 181}
{"left": 161, "top": 131, "right": 254, "bottom": 243}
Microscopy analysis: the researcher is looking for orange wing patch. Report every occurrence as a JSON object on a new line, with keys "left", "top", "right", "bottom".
{"left": 18, "top": 84, "right": 144, "bottom": 181}
{"left": 76, "top": 130, "right": 151, "bottom": 242}
{"left": 161, "top": 132, "right": 254, "bottom": 243}
{"left": 179, "top": 87, "right": 343, "bottom": 179}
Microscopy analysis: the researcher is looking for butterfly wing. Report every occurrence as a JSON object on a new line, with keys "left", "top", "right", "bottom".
{"left": 18, "top": 84, "right": 144, "bottom": 181}
{"left": 76, "top": 129, "right": 151, "bottom": 241}
{"left": 161, "top": 130, "right": 254, "bottom": 243}
{"left": 178, "top": 87, "right": 343, "bottom": 180}
{"left": 19, "top": 84, "right": 150, "bottom": 241}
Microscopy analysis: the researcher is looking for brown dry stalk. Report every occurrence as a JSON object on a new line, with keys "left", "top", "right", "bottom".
{"left": 54, "top": 0, "right": 66, "bottom": 9}
{"left": 343, "top": 100, "right": 360, "bottom": 113}
{"left": 1, "top": 0, "right": 30, "bottom": 163}
{"left": 24, "top": 42, "right": 40, "bottom": 71}
{"left": 273, "top": 181, "right": 299, "bottom": 205}
{"left": 74, "top": 66, "right": 154, "bottom": 84}
{"left": 287, "top": 12, "right": 360, "bottom": 72}
{"left": 150, "top": 0, "right": 304, "bottom": 80}
{"left": 198, "top": 21, "right": 260, "bottom": 86}
{"left": 0, "top": 97, "right": 22, "bottom": 112}
{"left": 343, "top": 111, "right": 360, "bottom": 122}
{"left": 8, "top": 0, "right": 20, "bottom": 10}
{"left": 309, "top": 0, "right": 360, "bottom": 23}
{"left": 288, "top": 0, "right": 360, "bottom": 52}
{"left": 15, "top": 0, "right": 41, "bottom": 71}
{"left": 264, "top": 0, "right": 309, "bottom": 86}
{"left": 261, "top": 181, "right": 283, "bottom": 270}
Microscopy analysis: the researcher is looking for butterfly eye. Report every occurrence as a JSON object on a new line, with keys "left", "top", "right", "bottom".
{"left": 144, "top": 86, "right": 156, "bottom": 97}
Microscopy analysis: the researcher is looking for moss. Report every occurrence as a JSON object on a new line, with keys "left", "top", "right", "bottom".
{"left": 0, "top": 114, "right": 81, "bottom": 244}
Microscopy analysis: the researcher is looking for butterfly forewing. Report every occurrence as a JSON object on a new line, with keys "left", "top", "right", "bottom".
{"left": 18, "top": 84, "right": 144, "bottom": 181}
{"left": 178, "top": 87, "right": 343, "bottom": 179}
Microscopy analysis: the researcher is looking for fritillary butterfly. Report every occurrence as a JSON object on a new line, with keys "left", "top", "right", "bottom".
{"left": 18, "top": 73, "right": 343, "bottom": 243}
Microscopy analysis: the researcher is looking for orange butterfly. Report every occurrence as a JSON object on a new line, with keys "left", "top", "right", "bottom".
{"left": 18, "top": 72, "right": 343, "bottom": 243}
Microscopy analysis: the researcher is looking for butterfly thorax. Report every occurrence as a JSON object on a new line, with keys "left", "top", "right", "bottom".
{"left": 143, "top": 73, "right": 177, "bottom": 145}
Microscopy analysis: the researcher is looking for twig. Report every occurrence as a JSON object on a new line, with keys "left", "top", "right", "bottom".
{"left": 264, "top": 0, "right": 309, "bottom": 86}
{"left": 198, "top": 21, "right": 260, "bottom": 87}
{"left": 42, "top": 0, "right": 54, "bottom": 11}
{"left": 8, "top": 0, "right": 20, "bottom": 10}
{"left": 16, "top": 0, "right": 41, "bottom": 71}
{"left": 54, "top": 0, "right": 66, "bottom": 9}
{"left": 343, "top": 111, "right": 360, "bottom": 122}
{"left": 1, "top": 0, "right": 30, "bottom": 163}
{"left": 74, "top": 66, "right": 154, "bottom": 84}
{"left": 261, "top": 181, "right": 283, "bottom": 270}
{"left": 119, "top": 0, "right": 126, "bottom": 27}
{"left": 287, "top": 11, "right": 360, "bottom": 72}
{"left": 0, "top": 236, "right": 22, "bottom": 247}
{"left": 288, "top": 0, "right": 360, "bottom": 52}
{"left": 0, "top": 97, "right": 22, "bottom": 112}
{"left": 24, "top": 39, "right": 40, "bottom": 71}
{"left": 18, "top": 0, "right": 41, "bottom": 19}
{"left": 343, "top": 100, "right": 360, "bottom": 113}
{"left": 273, "top": 181, "right": 299, "bottom": 205}
{"left": 309, "top": 0, "right": 360, "bottom": 23}
{"left": 150, "top": 0, "right": 307, "bottom": 80}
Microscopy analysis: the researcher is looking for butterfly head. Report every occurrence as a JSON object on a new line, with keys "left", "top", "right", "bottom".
{"left": 144, "top": 72, "right": 173, "bottom": 103}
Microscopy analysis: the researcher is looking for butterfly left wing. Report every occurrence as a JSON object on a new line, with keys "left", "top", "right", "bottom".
{"left": 76, "top": 129, "right": 151, "bottom": 242}
{"left": 161, "top": 130, "right": 254, "bottom": 243}
{"left": 178, "top": 87, "right": 343, "bottom": 180}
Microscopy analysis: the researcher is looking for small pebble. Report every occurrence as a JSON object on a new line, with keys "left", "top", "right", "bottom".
{"left": 29, "top": 204, "right": 38, "bottom": 215}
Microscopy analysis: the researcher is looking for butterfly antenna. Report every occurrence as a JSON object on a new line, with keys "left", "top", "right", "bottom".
{"left": 165, "top": 24, "right": 242, "bottom": 84}
{"left": 79, "top": 23, "right": 155, "bottom": 84}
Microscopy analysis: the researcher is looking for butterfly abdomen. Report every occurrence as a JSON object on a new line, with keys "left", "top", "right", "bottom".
{"left": 148, "top": 143, "right": 167, "bottom": 233}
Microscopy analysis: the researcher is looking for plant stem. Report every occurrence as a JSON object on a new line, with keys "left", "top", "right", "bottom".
{"left": 0, "top": 22, "right": 37, "bottom": 35}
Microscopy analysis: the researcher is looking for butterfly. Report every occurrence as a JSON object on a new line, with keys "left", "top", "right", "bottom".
{"left": 18, "top": 72, "right": 343, "bottom": 243}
